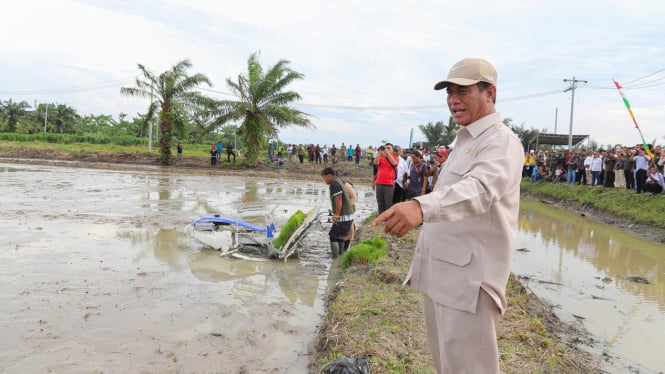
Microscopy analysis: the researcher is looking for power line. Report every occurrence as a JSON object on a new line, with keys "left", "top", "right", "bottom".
{"left": 621, "top": 67, "right": 665, "bottom": 85}
{"left": 588, "top": 68, "right": 665, "bottom": 90}
{"left": 500, "top": 90, "right": 562, "bottom": 102}
{"left": 0, "top": 77, "right": 135, "bottom": 95}
{"left": 199, "top": 87, "right": 236, "bottom": 97}
{"left": 590, "top": 78, "right": 665, "bottom": 90}
{"left": 620, "top": 77, "right": 665, "bottom": 89}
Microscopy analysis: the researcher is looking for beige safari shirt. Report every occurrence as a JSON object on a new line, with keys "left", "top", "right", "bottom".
{"left": 410, "top": 112, "right": 523, "bottom": 314}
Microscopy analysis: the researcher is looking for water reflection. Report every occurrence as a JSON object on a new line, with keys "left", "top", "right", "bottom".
{"left": 0, "top": 162, "right": 377, "bottom": 373}
{"left": 117, "top": 221, "right": 325, "bottom": 307}
{"left": 517, "top": 199, "right": 665, "bottom": 309}
{"left": 112, "top": 176, "right": 376, "bottom": 312}
{"left": 186, "top": 251, "right": 319, "bottom": 306}
{"left": 514, "top": 199, "right": 665, "bottom": 372}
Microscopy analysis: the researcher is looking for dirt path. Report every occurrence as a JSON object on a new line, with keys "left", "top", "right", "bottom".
{"left": 0, "top": 146, "right": 375, "bottom": 183}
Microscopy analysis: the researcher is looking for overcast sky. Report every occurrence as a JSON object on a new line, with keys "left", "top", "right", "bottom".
{"left": 1, "top": 0, "right": 663, "bottom": 149}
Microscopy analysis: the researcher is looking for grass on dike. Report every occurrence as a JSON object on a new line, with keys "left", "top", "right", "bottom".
{"left": 317, "top": 212, "right": 596, "bottom": 373}
{"left": 521, "top": 178, "right": 665, "bottom": 229}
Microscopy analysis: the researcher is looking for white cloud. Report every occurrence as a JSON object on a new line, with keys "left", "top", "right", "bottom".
{"left": 1, "top": 0, "right": 664, "bottom": 149}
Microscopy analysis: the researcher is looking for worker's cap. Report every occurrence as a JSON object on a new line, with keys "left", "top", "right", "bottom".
{"left": 434, "top": 58, "right": 497, "bottom": 90}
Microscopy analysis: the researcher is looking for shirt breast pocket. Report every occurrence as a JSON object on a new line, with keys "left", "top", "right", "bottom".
{"left": 441, "top": 161, "right": 471, "bottom": 185}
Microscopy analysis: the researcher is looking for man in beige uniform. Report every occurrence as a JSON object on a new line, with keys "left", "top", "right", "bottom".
{"left": 373, "top": 58, "right": 523, "bottom": 373}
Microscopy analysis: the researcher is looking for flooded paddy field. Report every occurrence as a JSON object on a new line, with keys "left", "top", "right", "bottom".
{"left": 514, "top": 199, "right": 665, "bottom": 373}
{"left": 0, "top": 162, "right": 373, "bottom": 373}
{"left": 2, "top": 161, "right": 664, "bottom": 373}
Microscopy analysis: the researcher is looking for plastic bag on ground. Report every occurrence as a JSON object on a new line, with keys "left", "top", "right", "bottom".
{"left": 321, "top": 356, "right": 371, "bottom": 374}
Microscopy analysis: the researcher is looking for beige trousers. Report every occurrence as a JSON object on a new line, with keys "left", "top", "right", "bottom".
{"left": 423, "top": 290, "right": 500, "bottom": 374}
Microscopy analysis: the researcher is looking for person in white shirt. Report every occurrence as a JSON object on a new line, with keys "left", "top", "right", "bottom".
{"left": 584, "top": 152, "right": 593, "bottom": 185}
{"left": 392, "top": 145, "right": 409, "bottom": 203}
{"left": 643, "top": 166, "right": 664, "bottom": 194}
{"left": 590, "top": 152, "right": 603, "bottom": 186}
{"left": 633, "top": 148, "right": 651, "bottom": 193}
{"left": 322, "top": 145, "right": 329, "bottom": 164}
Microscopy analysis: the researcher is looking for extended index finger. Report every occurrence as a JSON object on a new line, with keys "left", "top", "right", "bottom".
{"left": 371, "top": 208, "right": 394, "bottom": 226}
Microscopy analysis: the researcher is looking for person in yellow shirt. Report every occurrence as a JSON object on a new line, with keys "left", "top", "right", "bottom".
{"left": 526, "top": 150, "right": 536, "bottom": 177}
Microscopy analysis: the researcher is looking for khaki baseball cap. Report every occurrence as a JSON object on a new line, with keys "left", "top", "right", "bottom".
{"left": 434, "top": 58, "right": 497, "bottom": 90}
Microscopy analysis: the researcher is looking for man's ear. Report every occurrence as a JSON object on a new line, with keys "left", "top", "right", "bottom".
{"left": 487, "top": 85, "right": 497, "bottom": 103}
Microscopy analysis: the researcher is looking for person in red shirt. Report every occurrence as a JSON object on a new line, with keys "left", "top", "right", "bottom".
{"left": 373, "top": 143, "right": 397, "bottom": 213}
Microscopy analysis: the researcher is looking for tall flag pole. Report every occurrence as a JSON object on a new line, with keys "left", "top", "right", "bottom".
{"left": 612, "top": 79, "right": 654, "bottom": 158}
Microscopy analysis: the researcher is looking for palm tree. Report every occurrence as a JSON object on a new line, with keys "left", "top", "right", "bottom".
{"left": 212, "top": 52, "right": 313, "bottom": 166}
{"left": 0, "top": 99, "right": 31, "bottom": 133}
{"left": 510, "top": 120, "right": 546, "bottom": 152}
{"left": 51, "top": 104, "right": 79, "bottom": 133}
{"left": 121, "top": 59, "right": 213, "bottom": 165}
{"left": 418, "top": 121, "right": 445, "bottom": 148}
{"left": 440, "top": 116, "right": 459, "bottom": 146}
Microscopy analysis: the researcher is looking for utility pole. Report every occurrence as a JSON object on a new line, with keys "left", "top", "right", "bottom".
{"left": 563, "top": 77, "right": 587, "bottom": 150}
{"left": 44, "top": 104, "right": 48, "bottom": 132}
{"left": 148, "top": 88, "right": 153, "bottom": 153}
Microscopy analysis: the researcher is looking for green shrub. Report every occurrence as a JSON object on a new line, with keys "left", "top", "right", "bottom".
{"left": 341, "top": 237, "right": 387, "bottom": 270}
{"left": 273, "top": 210, "right": 306, "bottom": 248}
{"left": 521, "top": 178, "right": 665, "bottom": 228}
{"left": 0, "top": 132, "right": 147, "bottom": 146}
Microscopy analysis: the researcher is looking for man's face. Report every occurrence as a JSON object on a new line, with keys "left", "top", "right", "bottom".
{"left": 321, "top": 174, "right": 333, "bottom": 185}
{"left": 446, "top": 83, "right": 495, "bottom": 126}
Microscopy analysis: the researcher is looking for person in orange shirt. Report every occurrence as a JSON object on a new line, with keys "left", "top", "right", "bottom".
{"left": 372, "top": 143, "right": 397, "bottom": 213}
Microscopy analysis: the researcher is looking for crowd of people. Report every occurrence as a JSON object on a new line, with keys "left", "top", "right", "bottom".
{"left": 207, "top": 141, "right": 236, "bottom": 166}
{"left": 268, "top": 140, "right": 452, "bottom": 212}
{"left": 371, "top": 143, "right": 450, "bottom": 213}
{"left": 269, "top": 143, "right": 375, "bottom": 166}
{"left": 525, "top": 144, "right": 665, "bottom": 194}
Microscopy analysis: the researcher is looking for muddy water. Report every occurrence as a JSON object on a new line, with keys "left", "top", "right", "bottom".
{"left": 6, "top": 162, "right": 664, "bottom": 373}
{"left": 514, "top": 199, "right": 665, "bottom": 373}
{"left": 0, "top": 163, "right": 374, "bottom": 373}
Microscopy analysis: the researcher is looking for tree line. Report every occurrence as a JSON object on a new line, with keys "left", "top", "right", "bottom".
{"left": 3, "top": 52, "right": 599, "bottom": 165}
{"left": 0, "top": 52, "right": 313, "bottom": 166}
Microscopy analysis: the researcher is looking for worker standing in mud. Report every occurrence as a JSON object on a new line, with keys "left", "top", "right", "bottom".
{"left": 320, "top": 167, "right": 354, "bottom": 259}
{"left": 372, "top": 58, "right": 523, "bottom": 373}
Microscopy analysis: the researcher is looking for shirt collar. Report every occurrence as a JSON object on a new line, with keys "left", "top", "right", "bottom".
{"left": 459, "top": 112, "right": 502, "bottom": 139}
